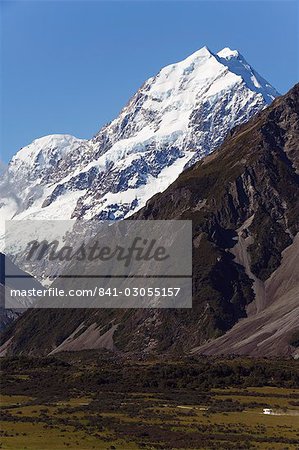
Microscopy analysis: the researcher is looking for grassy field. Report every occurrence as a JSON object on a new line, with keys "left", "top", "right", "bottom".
{"left": 0, "top": 352, "right": 298, "bottom": 449}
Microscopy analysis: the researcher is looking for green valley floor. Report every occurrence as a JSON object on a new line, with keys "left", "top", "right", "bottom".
{"left": 0, "top": 352, "right": 298, "bottom": 449}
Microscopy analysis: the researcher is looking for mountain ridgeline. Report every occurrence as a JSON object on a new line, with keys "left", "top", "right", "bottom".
{"left": 1, "top": 84, "right": 298, "bottom": 357}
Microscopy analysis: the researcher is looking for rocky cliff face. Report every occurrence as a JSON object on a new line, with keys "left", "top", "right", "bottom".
{"left": 1, "top": 84, "right": 298, "bottom": 357}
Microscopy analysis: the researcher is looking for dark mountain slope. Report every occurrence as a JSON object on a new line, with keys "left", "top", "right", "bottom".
{"left": 1, "top": 84, "right": 298, "bottom": 357}
{"left": 0, "top": 253, "right": 43, "bottom": 336}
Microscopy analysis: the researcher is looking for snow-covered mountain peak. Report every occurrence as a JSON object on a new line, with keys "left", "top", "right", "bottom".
{"left": 178, "top": 45, "right": 213, "bottom": 62}
{"left": 216, "top": 47, "right": 280, "bottom": 102}
{"left": 11, "top": 134, "right": 88, "bottom": 167}
{"left": 1, "top": 46, "right": 280, "bottom": 229}
{"left": 217, "top": 47, "right": 240, "bottom": 59}
{"left": 152, "top": 45, "right": 221, "bottom": 87}
{"left": 93, "top": 46, "right": 240, "bottom": 152}
{"left": 160, "top": 46, "right": 213, "bottom": 73}
{"left": 8, "top": 134, "right": 93, "bottom": 185}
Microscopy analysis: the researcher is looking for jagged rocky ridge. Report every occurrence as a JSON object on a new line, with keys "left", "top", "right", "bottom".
{"left": 1, "top": 83, "right": 298, "bottom": 357}
{"left": 0, "top": 46, "right": 278, "bottom": 236}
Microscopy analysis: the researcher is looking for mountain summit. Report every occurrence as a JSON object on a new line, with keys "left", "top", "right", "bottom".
{"left": 0, "top": 46, "right": 279, "bottom": 235}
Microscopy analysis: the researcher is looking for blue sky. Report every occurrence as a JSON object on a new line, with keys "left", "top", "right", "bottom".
{"left": 1, "top": 0, "right": 298, "bottom": 162}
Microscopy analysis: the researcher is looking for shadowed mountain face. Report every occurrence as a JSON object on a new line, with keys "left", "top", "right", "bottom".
{"left": 0, "top": 254, "right": 43, "bottom": 335}
{"left": 1, "top": 84, "right": 298, "bottom": 357}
